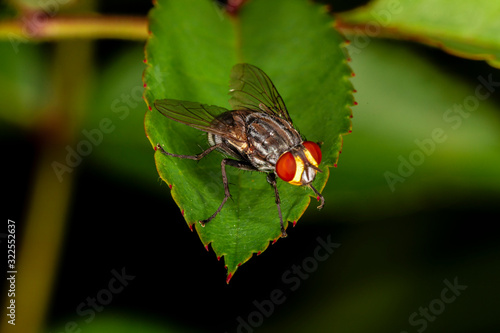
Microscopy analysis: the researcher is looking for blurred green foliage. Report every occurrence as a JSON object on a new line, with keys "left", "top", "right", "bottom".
{"left": 338, "top": 0, "right": 500, "bottom": 67}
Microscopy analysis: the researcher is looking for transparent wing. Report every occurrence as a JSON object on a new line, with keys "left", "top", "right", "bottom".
{"left": 154, "top": 99, "right": 238, "bottom": 139}
{"left": 228, "top": 63, "right": 293, "bottom": 124}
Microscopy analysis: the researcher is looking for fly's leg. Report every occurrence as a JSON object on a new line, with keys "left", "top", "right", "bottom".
{"left": 156, "top": 143, "right": 256, "bottom": 227}
{"left": 267, "top": 173, "right": 287, "bottom": 238}
{"left": 155, "top": 143, "right": 222, "bottom": 160}
{"left": 200, "top": 159, "right": 257, "bottom": 227}
{"left": 309, "top": 184, "right": 325, "bottom": 210}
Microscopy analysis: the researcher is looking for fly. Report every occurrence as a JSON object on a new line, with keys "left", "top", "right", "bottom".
{"left": 154, "top": 63, "right": 324, "bottom": 237}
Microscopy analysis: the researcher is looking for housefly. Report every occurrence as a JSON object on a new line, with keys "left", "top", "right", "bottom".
{"left": 154, "top": 63, "right": 324, "bottom": 237}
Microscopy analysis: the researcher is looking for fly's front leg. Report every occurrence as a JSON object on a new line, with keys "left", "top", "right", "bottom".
{"left": 267, "top": 173, "right": 287, "bottom": 238}
{"left": 155, "top": 143, "right": 222, "bottom": 160}
{"left": 309, "top": 184, "right": 325, "bottom": 210}
{"left": 200, "top": 159, "right": 257, "bottom": 227}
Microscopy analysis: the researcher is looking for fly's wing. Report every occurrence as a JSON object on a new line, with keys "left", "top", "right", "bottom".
{"left": 228, "top": 63, "right": 293, "bottom": 124}
{"left": 154, "top": 99, "right": 243, "bottom": 141}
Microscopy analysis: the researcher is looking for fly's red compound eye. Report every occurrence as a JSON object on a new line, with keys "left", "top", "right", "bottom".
{"left": 276, "top": 151, "right": 296, "bottom": 182}
{"left": 303, "top": 141, "right": 322, "bottom": 165}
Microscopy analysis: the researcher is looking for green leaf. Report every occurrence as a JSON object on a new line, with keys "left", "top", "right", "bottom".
{"left": 325, "top": 39, "right": 500, "bottom": 220}
{"left": 337, "top": 0, "right": 500, "bottom": 68}
{"left": 143, "top": 0, "right": 353, "bottom": 281}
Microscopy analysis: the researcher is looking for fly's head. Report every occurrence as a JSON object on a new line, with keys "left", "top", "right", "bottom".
{"left": 275, "top": 141, "right": 322, "bottom": 186}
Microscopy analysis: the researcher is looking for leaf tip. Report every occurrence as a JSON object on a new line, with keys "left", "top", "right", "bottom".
{"left": 226, "top": 272, "right": 233, "bottom": 284}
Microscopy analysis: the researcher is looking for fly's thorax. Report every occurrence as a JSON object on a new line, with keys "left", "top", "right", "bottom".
{"left": 275, "top": 141, "right": 322, "bottom": 186}
{"left": 244, "top": 112, "right": 302, "bottom": 168}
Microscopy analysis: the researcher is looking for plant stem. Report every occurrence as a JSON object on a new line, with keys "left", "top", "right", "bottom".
{"left": 0, "top": 148, "right": 75, "bottom": 333}
{"left": 0, "top": 15, "right": 148, "bottom": 42}
{"left": 0, "top": 27, "right": 95, "bottom": 333}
